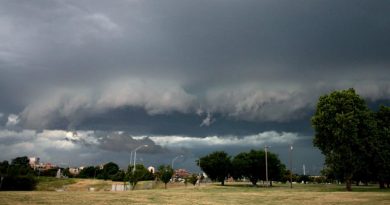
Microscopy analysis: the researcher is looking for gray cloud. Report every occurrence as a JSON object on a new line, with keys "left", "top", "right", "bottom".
{"left": 1, "top": 1, "right": 390, "bottom": 173}
{"left": 6, "top": 114, "right": 20, "bottom": 127}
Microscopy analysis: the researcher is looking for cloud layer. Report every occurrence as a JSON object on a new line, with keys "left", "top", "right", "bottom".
{"left": 0, "top": 1, "right": 389, "bottom": 173}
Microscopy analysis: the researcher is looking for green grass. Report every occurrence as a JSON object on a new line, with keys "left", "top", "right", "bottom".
{"left": 1, "top": 181, "right": 390, "bottom": 205}
{"left": 35, "top": 177, "right": 77, "bottom": 191}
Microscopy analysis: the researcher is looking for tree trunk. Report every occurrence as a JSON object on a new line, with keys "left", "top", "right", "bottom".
{"left": 346, "top": 178, "right": 352, "bottom": 191}
{"left": 270, "top": 181, "right": 273, "bottom": 187}
{"left": 164, "top": 183, "right": 167, "bottom": 189}
{"left": 379, "top": 180, "right": 385, "bottom": 189}
{"left": 356, "top": 181, "right": 359, "bottom": 186}
{"left": 221, "top": 180, "right": 225, "bottom": 186}
{"left": 250, "top": 179, "right": 257, "bottom": 186}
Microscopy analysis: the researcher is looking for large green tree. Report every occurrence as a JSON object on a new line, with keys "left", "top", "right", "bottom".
{"left": 312, "top": 88, "right": 375, "bottom": 191}
{"left": 232, "top": 150, "right": 264, "bottom": 186}
{"left": 101, "top": 162, "right": 119, "bottom": 180}
{"left": 375, "top": 105, "right": 390, "bottom": 188}
{"left": 232, "top": 150, "right": 285, "bottom": 186}
{"left": 198, "top": 151, "right": 231, "bottom": 185}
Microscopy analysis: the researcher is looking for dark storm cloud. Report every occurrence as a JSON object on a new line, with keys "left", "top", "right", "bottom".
{"left": 1, "top": 1, "right": 390, "bottom": 172}
{"left": 1, "top": 1, "right": 390, "bottom": 128}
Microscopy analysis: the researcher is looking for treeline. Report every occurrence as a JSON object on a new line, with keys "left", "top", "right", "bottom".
{"left": 0, "top": 156, "right": 37, "bottom": 190}
{"left": 312, "top": 88, "right": 390, "bottom": 191}
{"left": 0, "top": 156, "right": 184, "bottom": 190}
{"left": 198, "top": 150, "right": 288, "bottom": 186}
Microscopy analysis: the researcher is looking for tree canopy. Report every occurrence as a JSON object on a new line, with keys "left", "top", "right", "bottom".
{"left": 312, "top": 88, "right": 378, "bottom": 191}
{"left": 157, "top": 165, "right": 174, "bottom": 189}
{"left": 232, "top": 149, "right": 285, "bottom": 186}
{"left": 198, "top": 151, "right": 231, "bottom": 186}
{"left": 126, "top": 164, "right": 153, "bottom": 190}
{"left": 374, "top": 105, "right": 390, "bottom": 188}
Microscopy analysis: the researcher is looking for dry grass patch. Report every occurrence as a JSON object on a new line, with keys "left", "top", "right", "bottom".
{"left": 1, "top": 183, "right": 390, "bottom": 205}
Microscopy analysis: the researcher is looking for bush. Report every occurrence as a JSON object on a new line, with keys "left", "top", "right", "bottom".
{"left": 0, "top": 175, "right": 38, "bottom": 191}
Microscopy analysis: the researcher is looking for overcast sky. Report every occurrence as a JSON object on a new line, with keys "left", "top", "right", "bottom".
{"left": 1, "top": 0, "right": 390, "bottom": 174}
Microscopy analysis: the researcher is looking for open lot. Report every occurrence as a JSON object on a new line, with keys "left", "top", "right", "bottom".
{"left": 0, "top": 179, "right": 390, "bottom": 205}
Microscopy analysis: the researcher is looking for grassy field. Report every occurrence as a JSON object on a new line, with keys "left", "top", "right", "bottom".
{"left": 1, "top": 179, "right": 389, "bottom": 205}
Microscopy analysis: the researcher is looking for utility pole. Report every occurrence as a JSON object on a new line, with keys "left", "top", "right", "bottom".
{"left": 290, "top": 144, "right": 293, "bottom": 188}
{"left": 132, "top": 145, "right": 148, "bottom": 174}
{"left": 198, "top": 158, "right": 201, "bottom": 186}
{"left": 265, "top": 145, "right": 269, "bottom": 187}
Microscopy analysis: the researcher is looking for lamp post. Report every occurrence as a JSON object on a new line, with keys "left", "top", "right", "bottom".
{"left": 133, "top": 145, "right": 148, "bottom": 173}
{"left": 198, "top": 158, "right": 201, "bottom": 186}
{"left": 170, "top": 155, "right": 183, "bottom": 182}
{"left": 290, "top": 144, "right": 293, "bottom": 188}
{"left": 171, "top": 155, "right": 184, "bottom": 170}
{"left": 129, "top": 151, "right": 133, "bottom": 167}
{"left": 264, "top": 145, "right": 270, "bottom": 187}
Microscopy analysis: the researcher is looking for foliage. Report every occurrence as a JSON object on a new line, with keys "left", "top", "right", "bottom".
{"left": 126, "top": 164, "right": 153, "bottom": 190}
{"left": 157, "top": 165, "right": 174, "bottom": 189}
{"left": 111, "top": 170, "right": 126, "bottom": 182}
{"left": 297, "top": 175, "right": 310, "bottom": 184}
{"left": 78, "top": 166, "right": 98, "bottom": 178}
{"left": 186, "top": 174, "right": 198, "bottom": 186}
{"left": 11, "top": 156, "right": 30, "bottom": 167}
{"left": 311, "top": 88, "right": 376, "bottom": 191}
{"left": 0, "top": 175, "right": 37, "bottom": 191}
{"left": 374, "top": 105, "right": 390, "bottom": 188}
{"left": 39, "top": 168, "right": 58, "bottom": 177}
{"left": 199, "top": 151, "right": 231, "bottom": 186}
{"left": 101, "top": 162, "right": 119, "bottom": 180}
{"left": 281, "top": 170, "right": 298, "bottom": 183}
{"left": 231, "top": 150, "right": 264, "bottom": 185}
{"left": 231, "top": 149, "right": 285, "bottom": 186}
{"left": 0, "top": 156, "right": 37, "bottom": 191}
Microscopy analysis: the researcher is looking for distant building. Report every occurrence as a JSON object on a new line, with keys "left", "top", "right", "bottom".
{"left": 69, "top": 167, "right": 81, "bottom": 175}
{"left": 35, "top": 163, "right": 58, "bottom": 171}
{"left": 147, "top": 166, "right": 155, "bottom": 173}
{"left": 29, "top": 157, "right": 40, "bottom": 169}
{"left": 173, "top": 169, "right": 190, "bottom": 181}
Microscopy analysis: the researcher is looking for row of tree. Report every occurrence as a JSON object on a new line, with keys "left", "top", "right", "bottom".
{"left": 0, "top": 156, "right": 183, "bottom": 190}
{"left": 312, "top": 88, "right": 390, "bottom": 191}
{"left": 0, "top": 157, "right": 37, "bottom": 190}
{"left": 198, "top": 150, "right": 286, "bottom": 186}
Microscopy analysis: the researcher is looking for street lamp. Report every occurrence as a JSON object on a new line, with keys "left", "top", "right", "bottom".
{"left": 133, "top": 145, "right": 148, "bottom": 173}
{"left": 171, "top": 155, "right": 184, "bottom": 170}
{"left": 290, "top": 144, "right": 293, "bottom": 189}
{"left": 264, "top": 145, "right": 270, "bottom": 187}
{"left": 129, "top": 151, "right": 134, "bottom": 170}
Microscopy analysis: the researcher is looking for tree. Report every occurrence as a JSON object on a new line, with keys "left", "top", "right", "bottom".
{"left": 78, "top": 166, "right": 97, "bottom": 178}
{"left": 231, "top": 150, "right": 264, "bottom": 186}
{"left": 0, "top": 157, "right": 37, "bottom": 191}
{"left": 11, "top": 156, "right": 29, "bottom": 167}
{"left": 232, "top": 150, "right": 285, "bottom": 186}
{"left": 199, "top": 151, "right": 231, "bottom": 186}
{"left": 126, "top": 164, "right": 152, "bottom": 190}
{"left": 111, "top": 170, "right": 126, "bottom": 182}
{"left": 374, "top": 105, "right": 390, "bottom": 188}
{"left": 312, "top": 88, "right": 375, "bottom": 191}
{"left": 186, "top": 174, "right": 198, "bottom": 186}
{"left": 266, "top": 152, "right": 286, "bottom": 185}
{"left": 157, "top": 165, "right": 174, "bottom": 189}
{"left": 102, "top": 162, "right": 119, "bottom": 180}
